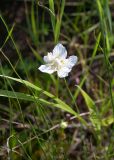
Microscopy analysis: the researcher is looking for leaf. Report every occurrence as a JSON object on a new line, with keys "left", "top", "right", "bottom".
{"left": 49, "top": 0, "right": 55, "bottom": 31}
{"left": 90, "top": 32, "right": 101, "bottom": 66}
{"left": 0, "top": 75, "right": 86, "bottom": 124}
{"left": 54, "top": 0, "right": 65, "bottom": 43}
{"left": 0, "top": 89, "right": 35, "bottom": 102}
{"left": 0, "top": 89, "right": 85, "bottom": 124}
{"left": 102, "top": 116, "right": 114, "bottom": 127}
{"left": 76, "top": 85, "right": 101, "bottom": 131}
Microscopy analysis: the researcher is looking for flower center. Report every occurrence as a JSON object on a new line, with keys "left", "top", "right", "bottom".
{"left": 48, "top": 58, "right": 66, "bottom": 71}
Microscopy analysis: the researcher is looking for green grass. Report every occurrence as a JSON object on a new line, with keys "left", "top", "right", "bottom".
{"left": 0, "top": 0, "right": 114, "bottom": 159}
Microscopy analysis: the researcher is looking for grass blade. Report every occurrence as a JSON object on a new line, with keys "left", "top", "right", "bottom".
{"left": 76, "top": 85, "right": 101, "bottom": 131}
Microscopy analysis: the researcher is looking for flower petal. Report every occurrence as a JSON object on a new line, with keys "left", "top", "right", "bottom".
{"left": 53, "top": 43, "right": 67, "bottom": 59}
{"left": 67, "top": 56, "right": 78, "bottom": 68}
{"left": 57, "top": 67, "right": 71, "bottom": 78}
{"left": 38, "top": 65, "right": 55, "bottom": 74}
{"left": 43, "top": 52, "right": 53, "bottom": 63}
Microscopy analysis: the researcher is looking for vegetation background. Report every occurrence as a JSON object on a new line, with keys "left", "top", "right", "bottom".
{"left": 0, "top": 0, "right": 114, "bottom": 159}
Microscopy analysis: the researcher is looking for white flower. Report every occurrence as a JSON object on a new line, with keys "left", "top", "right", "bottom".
{"left": 38, "top": 43, "right": 78, "bottom": 78}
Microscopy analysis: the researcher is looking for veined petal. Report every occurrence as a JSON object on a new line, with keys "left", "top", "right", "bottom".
{"left": 67, "top": 56, "right": 78, "bottom": 68}
{"left": 57, "top": 67, "right": 71, "bottom": 78}
{"left": 53, "top": 43, "right": 67, "bottom": 59}
{"left": 43, "top": 52, "right": 53, "bottom": 63}
{"left": 38, "top": 65, "right": 55, "bottom": 74}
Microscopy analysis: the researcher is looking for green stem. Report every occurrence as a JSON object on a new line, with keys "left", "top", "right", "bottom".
{"left": 56, "top": 76, "right": 59, "bottom": 97}
{"left": 64, "top": 78, "right": 79, "bottom": 113}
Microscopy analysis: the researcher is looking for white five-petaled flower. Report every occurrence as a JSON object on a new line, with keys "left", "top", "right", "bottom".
{"left": 38, "top": 43, "right": 78, "bottom": 78}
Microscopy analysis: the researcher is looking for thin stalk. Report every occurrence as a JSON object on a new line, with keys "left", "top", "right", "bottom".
{"left": 64, "top": 78, "right": 79, "bottom": 113}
